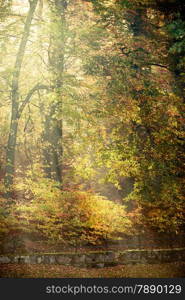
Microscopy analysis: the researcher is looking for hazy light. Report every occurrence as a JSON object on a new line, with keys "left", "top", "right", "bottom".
{"left": 12, "top": 0, "right": 29, "bottom": 14}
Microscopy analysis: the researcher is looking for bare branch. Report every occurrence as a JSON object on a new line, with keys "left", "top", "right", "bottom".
{"left": 147, "top": 62, "right": 169, "bottom": 69}
{"left": 18, "top": 83, "right": 49, "bottom": 117}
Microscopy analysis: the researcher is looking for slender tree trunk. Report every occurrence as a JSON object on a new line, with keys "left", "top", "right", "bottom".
{"left": 4, "top": 0, "right": 38, "bottom": 193}
{"left": 42, "top": 115, "right": 52, "bottom": 180}
{"left": 50, "top": 119, "right": 63, "bottom": 182}
{"left": 4, "top": 111, "right": 18, "bottom": 189}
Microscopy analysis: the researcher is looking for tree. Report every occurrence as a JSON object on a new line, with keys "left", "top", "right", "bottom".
{"left": 4, "top": 0, "right": 40, "bottom": 196}
{"left": 86, "top": 0, "right": 185, "bottom": 231}
{"left": 0, "top": 0, "right": 184, "bottom": 234}
{"left": 40, "top": 0, "right": 68, "bottom": 184}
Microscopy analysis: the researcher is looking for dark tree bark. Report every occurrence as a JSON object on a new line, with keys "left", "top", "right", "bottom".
{"left": 42, "top": 106, "right": 63, "bottom": 183}
{"left": 41, "top": 0, "right": 67, "bottom": 185}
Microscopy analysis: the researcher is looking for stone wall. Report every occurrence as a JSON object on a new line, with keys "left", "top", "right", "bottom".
{"left": 1, "top": 248, "right": 185, "bottom": 268}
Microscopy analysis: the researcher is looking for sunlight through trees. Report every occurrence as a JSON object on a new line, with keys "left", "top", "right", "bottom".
{"left": 0, "top": 0, "right": 184, "bottom": 253}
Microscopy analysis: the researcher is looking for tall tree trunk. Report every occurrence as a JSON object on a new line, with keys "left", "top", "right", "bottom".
{"left": 42, "top": 102, "right": 63, "bottom": 184}
{"left": 42, "top": 0, "right": 67, "bottom": 185}
{"left": 4, "top": 0, "right": 38, "bottom": 194}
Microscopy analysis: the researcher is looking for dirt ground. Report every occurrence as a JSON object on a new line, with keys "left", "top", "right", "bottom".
{"left": 0, "top": 262, "right": 185, "bottom": 278}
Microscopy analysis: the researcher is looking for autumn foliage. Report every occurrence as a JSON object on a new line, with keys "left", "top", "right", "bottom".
{"left": 0, "top": 179, "right": 132, "bottom": 248}
{"left": 0, "top": 0, "right": 185, "bottom": 254}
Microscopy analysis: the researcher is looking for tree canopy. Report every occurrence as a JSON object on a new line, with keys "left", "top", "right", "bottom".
{"left": 0, "top": 0, "right": 184, "bottom": 251}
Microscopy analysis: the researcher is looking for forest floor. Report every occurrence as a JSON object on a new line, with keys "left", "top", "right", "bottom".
{"left": 0, "top": 262, "right": 185, "bottom": 278}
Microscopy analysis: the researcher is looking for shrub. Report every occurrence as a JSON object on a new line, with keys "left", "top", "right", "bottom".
{"left": 0, "top": 178, "right": 132, "bottom": 247}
